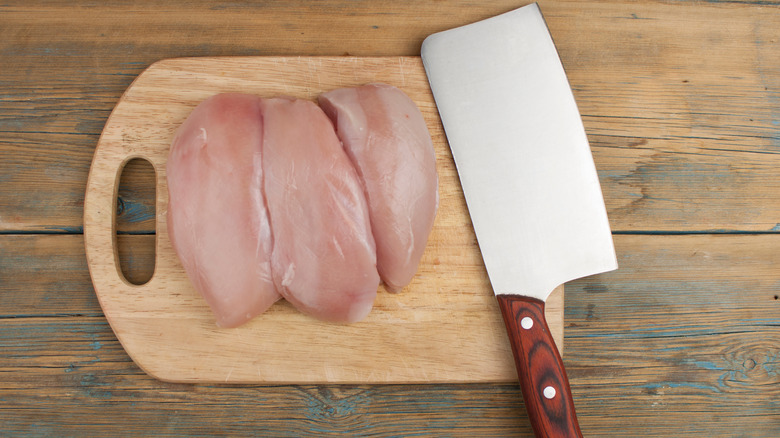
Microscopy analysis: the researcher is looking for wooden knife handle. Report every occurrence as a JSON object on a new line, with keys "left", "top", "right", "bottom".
{"left": 497, "top": 294, "right": 583, "bottom": 438}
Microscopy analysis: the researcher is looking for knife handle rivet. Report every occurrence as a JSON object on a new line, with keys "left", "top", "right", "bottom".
{"left": 520, "top": 317, "right": 533, "bottom": 330}
{"left": 543, "top": 386, "right": 556, "bottom": 400}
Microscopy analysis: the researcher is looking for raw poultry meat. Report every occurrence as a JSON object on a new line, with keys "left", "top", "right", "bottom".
{"left": 166, "top": 93, "right": 280, "bottom": 328}
{"left": 167, "top": 85, "right": 437, "bottom": 327}
{"left": 319, "top": 84, "right": 439, "bottom": 291}
{"left": 261, "top": 97, "right": 380, "bottom": 323}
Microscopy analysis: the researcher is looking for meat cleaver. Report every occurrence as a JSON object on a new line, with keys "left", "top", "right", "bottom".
{"left": 421, "top": 3, "right": 617, "bottom": 437}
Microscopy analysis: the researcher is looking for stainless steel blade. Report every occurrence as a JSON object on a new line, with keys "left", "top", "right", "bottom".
{"left": 422, "top": 3, "right": 617, "bottom": 302}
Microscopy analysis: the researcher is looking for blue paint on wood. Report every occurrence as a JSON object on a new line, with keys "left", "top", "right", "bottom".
{"left": 683, "top": 359, "right": 724, "bottom": 371}
{"left": 78, "top": 373, "right": 113, "bottom": 400}
{"left": 762, "top": 351, "right": 779, "bottom": 373}
{"left": 116, "top": 197, "right": 155, "bottom": 224}
{"left": 302, "top": 389, "right": 368, "bottom": 422}
{"left": 654, "top": 346, "right": 690, "bottom": 352}
{"left": 569, "top": 325, "right": 716, "bottom": 339}
{"left": 642, "top": 382, "right": 721, "bottom": 393}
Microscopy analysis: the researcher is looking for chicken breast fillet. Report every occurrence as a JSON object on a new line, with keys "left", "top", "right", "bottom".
{"left": 261, "top": 97, "right": 380, "bottom": 323}
{"left": 166, "top": 93, "right": 280, "bottom": 328}
{"left": 319, "top": 84, "right": 439, "bottom": 292}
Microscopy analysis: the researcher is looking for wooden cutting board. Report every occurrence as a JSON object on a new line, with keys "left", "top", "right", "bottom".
{"left": 83, "top": 56, "right": 564, "bottom": 384}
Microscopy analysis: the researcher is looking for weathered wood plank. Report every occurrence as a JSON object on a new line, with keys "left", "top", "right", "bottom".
{"left": 2, "top": 317, "right": 531, "bottom": 436}
{"left": 0, "top": 234, "right": 154, "bottom": 315}
{"left": 565, "top": 234, "right": 780, "bottom": 435}
{"left": 1, "top": 233, "right": 777, "bottom": 435}
{"left": 1, "top": 1, "right": 779, "bottom": 232}
{"left": 0, "top": 234, "right": 99, "bottom": 316}
{"left": 554, "top": 1, "right": 780, "bottom": 232}
{"left": 2, "top": 1, "right": 780, "bottom": 436}
{"left": 1, "top": 318, "right": 776, "bottom": 437}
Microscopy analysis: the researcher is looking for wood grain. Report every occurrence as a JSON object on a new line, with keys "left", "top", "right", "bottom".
{"left": 1, "top": 234, "right": 777, "bottom": 436}
{"left": 2, "top": 0, "right": 779, "bottom": 436}
{"left": 83, "top": 56, "right": 565, "bottom": 384}
{"left": 2, "top": 1, "right": 779, "bottom": 234}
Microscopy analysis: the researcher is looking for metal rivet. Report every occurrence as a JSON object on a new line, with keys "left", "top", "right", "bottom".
{"left": 520, "top": 317, "right": 533, "bottom": 330}
{"left": 543, "top": 386, "right": 556, "bottom": 399}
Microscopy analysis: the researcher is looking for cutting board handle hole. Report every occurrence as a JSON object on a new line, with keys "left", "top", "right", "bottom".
{"left": 115, "top": 157, "right": 156, "bottom": 285}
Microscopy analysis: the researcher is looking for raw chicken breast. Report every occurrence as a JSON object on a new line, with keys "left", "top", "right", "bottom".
{"left": 319, "top": 84, "right": 438, "bottom": 292}
{"left": 166, "top": 93, "right": 280, "bottom": 328}
{"left": 261, "top": 97, "right": 380, "bottom": 323}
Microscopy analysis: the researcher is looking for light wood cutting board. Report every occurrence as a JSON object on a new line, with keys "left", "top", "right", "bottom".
{"left": 83, "top": 56, "right": 564, "bottom": 384}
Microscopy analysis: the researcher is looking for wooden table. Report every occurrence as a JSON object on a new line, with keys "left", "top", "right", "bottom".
{"left": 2, "top": 1, "right": 778, "bottom": 436}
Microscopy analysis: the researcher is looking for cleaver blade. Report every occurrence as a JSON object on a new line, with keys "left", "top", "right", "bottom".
{"left": 421, "top": 3, "right": 617, "bottom": 437}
